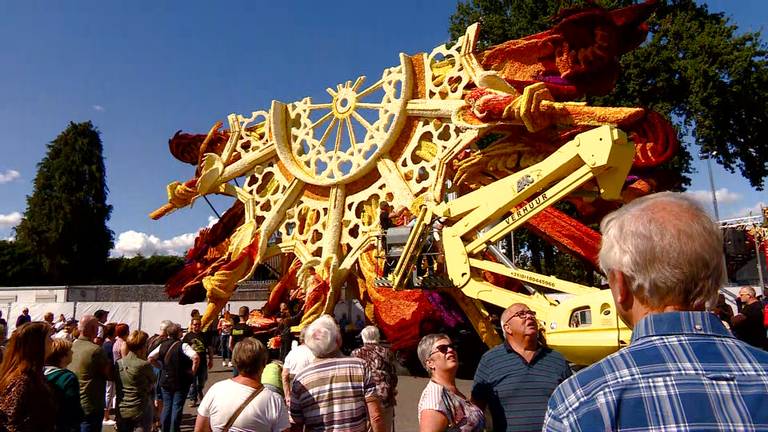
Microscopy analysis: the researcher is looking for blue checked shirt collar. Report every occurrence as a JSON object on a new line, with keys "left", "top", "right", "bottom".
{"left": 630, "top": 310, "right": 733, "bottom": 343}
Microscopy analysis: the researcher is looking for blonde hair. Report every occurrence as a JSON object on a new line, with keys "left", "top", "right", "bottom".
{"left": 46, "top": 338, "right": 73, "bottom": 367}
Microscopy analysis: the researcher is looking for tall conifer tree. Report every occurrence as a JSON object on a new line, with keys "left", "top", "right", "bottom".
{"left": 15, "top": 121, "right": 114, "bottom": 283}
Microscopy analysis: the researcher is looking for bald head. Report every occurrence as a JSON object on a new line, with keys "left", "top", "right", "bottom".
{"left": 500, "top": 303, "right": 528, "bottom": 325}
{"left": 78, "top": 315, "right": 100, "bottom": 339}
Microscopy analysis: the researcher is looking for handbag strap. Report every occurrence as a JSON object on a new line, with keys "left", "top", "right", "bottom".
{"left": 438, "top": 384, "right": 456, "bottom": 428}
{"left": 163, "top": 340, "right": 181, "bottom": 365}
{"left": 222, "top": 385, "right": 264, "bottom": 432}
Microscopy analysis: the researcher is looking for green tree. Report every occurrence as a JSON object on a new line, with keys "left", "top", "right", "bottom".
{"left": 100, "top": 255, "right": 185, "bottom": 284}
{"left": 15, "top": 121, "right": 113, "bottom": 283}
{"left": 450, "top": 0, "right": 768, "bottom": 190}
{"left": 450, "top": 0, "right": 768, "bottom": 284}
{"left": 0, "top": 241, "right": 43, "bottom": 286}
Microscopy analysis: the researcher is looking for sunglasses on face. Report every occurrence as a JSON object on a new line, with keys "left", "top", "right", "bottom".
{"left": 503, "top": 310, "right": 537, "bottom": 325}
{"left": 429, "top": 343, "right": 455, "bottom": 357}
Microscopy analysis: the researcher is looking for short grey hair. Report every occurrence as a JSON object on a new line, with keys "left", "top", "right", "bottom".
{"left": 360, "top": 325, "right": 380, "bottom": 344}
{"left": 304, "top": 315, "right": 341, "bottom": 358}
{"left": 599, "top": 192, "right": 725, "bottom": 310}
{"left": 740, "top": 286, "right": 757, "bottom": 297}
{"left": 166, "top": 322, "right": 182, "bottom": 339}
{"left": 159, "top": 320, "right": 172, "bottom": 334}
{"left": 417, "top": 333, "right": 449, "bottom": 374}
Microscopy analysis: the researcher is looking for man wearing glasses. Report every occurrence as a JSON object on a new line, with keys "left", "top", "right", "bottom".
{"left": 543, "top": 193, "right": 768, "bottom": 430}
{"left": 471, "top": 303, "right": 571, "bottom": 431}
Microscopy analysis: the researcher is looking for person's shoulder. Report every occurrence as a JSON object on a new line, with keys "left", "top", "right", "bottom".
{"left": 542, "top": 347, "right": 569, "bottom": 363}
{"left": 334, "top": 355, "right": 365, "bottom": 367}
{"left": 74, "top": 337, "right": 101, "bottom": 353}
{"left": 551, "top": 344, "right": 643, "bottom": 404}
{"left": 481, "top": 343, "right": 508, "bottom": 359}
{"left": 207, "top": 378, "right": 237, "bottom": 394}
{"left": 5, "top": 373, "right": 32, "bottom": 392}
{"left": 419, "top": 380, "right": 443, "bottom": 400}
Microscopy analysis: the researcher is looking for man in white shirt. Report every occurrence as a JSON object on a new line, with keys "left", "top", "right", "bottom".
{"left": 281, "top": 327, "right": 315, "bottom": 406}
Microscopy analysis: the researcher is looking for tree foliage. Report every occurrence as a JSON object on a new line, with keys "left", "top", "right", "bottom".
{"left": 450, "top": 0, "right": 768, "bottom": 189}
{"left": 0, "top": 241, "right": 44, "bottom": 286}
{"left": 14, "top": 121, "right": 114, "bottom": 283}
{"left": 100, "top": 255, "right": 185, "bottom": 284}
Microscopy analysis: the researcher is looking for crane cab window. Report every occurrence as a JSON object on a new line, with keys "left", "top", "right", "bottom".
{"left": 569, "top": 307, "right": 592, "bottom": 328}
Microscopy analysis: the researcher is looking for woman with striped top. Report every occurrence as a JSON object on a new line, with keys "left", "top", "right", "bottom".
{"left": 417, "top": 334, "right": 484, "bottom": 432}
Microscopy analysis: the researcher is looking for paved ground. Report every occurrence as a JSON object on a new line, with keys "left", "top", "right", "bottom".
{"left": 111, "top": 356, "right": 472, "bottom": 432}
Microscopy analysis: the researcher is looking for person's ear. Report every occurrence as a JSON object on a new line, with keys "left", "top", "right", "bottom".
{"left": 609, "top": 270, "right": 634, "bottom": 310}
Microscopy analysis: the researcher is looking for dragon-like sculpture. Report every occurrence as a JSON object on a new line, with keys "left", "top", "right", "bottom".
{"left": 152, "top": 1, "right": 677, "bottom": 358}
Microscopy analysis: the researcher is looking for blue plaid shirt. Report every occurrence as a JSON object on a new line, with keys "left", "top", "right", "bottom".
{"left": 543, "top": 311, "right": 768, "bottom": 431}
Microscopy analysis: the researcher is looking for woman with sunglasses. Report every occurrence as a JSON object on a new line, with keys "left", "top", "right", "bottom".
{"left": 417, "top": 333, "right": 485, "bottom": 432}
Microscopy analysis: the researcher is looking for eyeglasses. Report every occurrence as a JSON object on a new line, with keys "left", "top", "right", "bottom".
{"left": 503, "top": 310, "right": 537, "bottom": 326}
{"left": 429, "top": 343, "right": 455, "bottom": 357}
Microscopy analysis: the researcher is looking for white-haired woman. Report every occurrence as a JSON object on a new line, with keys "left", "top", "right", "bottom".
{"left": 194, "top": 337, "right": 289, "bottom": 432}
{"left": 417, "top": 334, "right": 484, "bottom": 432}
{"left": 352, "top": 326, "right": 398, "bottom": 432}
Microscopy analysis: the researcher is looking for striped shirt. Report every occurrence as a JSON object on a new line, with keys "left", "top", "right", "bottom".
{"left": 290, "top": 356, "right": 376, "bottom": 432}
{"left": 471, "top": 342, "right": 571, "bottom": 431}
{"left": 419, "top": 381, "right": 485, "bottom": 431}
{"left": 543, "top": 311, "right": 768, "bottom": 431}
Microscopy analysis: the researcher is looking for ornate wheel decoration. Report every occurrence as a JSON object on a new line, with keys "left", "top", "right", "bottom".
{"left": 272, "top": 54, "right": 412, "bottom": 186}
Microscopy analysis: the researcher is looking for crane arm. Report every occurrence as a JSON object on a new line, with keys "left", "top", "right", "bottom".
{"left": 438, "top": 125, "right": 633, "bottom": 309}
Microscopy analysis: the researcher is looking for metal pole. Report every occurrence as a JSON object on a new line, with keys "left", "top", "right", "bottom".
{"left": 705, "top": 154, "right": 720, "bottom": 221}
{"left": 755, "top": 234, "right": 765, "bottom": 292}
{"left": 203, "top": 195, "right": 221, "bottom": 219}
{"left": 510, "top": 232, "right": 515, "bottom": 264}
{"left": 138, "top": 301, "right": 143, "bottom": 332}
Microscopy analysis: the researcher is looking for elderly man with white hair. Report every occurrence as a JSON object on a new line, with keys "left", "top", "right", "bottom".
{"left": 289, "top": 315, "right": 385, "bottom": 432}
{"left": 351, "top": 325, "right": 398, "bottom": 432}
{"left": 543, "top": 192, "right": 768, "bottom": 430}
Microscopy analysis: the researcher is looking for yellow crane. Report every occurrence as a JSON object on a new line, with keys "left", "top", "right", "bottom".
{"left": 387, "top": 125, "right": 633, "bottom": 365}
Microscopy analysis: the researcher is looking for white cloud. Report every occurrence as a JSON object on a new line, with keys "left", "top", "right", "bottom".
{"left": 111, "top": 230, "right": 197, "bottom": 258}
{"left": 727, "top": 201, "right": 767, "bottom": 220}
{"left": 0, "top": 212, "right": 22, "bottom": 228}
{"left": 110, "top": 216, "right": 222, "bottom": 258}
{"left": 0, "top": 169, "right": 20, "bottom": 184}
{"left": 92, "top": 104, "right": 105, "bottom": 112}
{"left": 686, "top": 188, "right": 743, "bottom": 206}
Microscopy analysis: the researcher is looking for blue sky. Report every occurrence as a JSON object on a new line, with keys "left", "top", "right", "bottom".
{"left": 0, "top": 1, "right": 765, "bottom": 257}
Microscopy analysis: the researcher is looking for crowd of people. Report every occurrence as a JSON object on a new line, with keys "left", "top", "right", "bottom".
{"left": 0, "top": 192, "right": 767, "bottom": 431}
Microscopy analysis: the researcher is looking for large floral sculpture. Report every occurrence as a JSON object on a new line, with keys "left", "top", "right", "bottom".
{"left": 152, "top": 1, "right": 676, "bottom": 353}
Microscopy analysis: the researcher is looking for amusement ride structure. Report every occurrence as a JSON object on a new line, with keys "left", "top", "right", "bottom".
{"left": 152, "top": 1, "right": 680, "bottom": 365}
